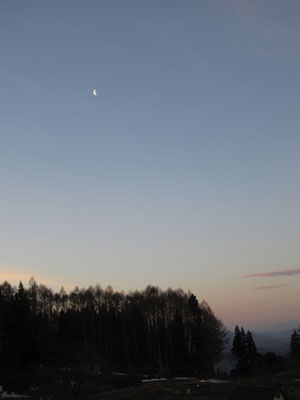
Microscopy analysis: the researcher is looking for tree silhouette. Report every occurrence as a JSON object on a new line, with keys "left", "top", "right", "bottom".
{"left": 0, "top": 279, "right": 226, "bottom": 374}
{"left": 232, "top": 325, "right": 258, "bottom": 374}
{"left": 290, "top": 328, "right": 300, "bottom": 363}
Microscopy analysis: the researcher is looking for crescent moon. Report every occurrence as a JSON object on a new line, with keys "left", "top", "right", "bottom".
{"left": 93, "top": 89, "right": 97, "bottom": 96}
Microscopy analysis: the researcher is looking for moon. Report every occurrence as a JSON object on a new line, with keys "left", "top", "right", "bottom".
{"left": 93, "top": 89, "right": 97, "bottom": 96}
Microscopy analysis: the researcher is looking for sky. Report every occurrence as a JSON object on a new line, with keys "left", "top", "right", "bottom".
{"left": 0, "top": 0, "right": 300, "bottom": 331}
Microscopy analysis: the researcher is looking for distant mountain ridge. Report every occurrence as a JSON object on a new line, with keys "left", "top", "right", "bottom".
{"left": 252, "top": 330, "right": 291, "bottom": 355}
{"left": 257, "top": 320, "right": 299, "bottom": 332}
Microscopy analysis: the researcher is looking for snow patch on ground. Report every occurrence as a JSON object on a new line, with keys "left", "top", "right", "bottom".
{"left": 174, "top": 377, "right": 195, "bottom": 380}
{"left": 199, "top": 379, "right": 229, "bottom": 384}
{"left": 142, "top": 378, "right": 167, "bottom": 382}
{"left": 111, "top": 372, "right": 128, "bottom": 376}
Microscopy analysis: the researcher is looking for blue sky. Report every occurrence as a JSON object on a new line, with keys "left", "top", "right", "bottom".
{"left": 1, "top": 0, "right": 300, "bottom": 329}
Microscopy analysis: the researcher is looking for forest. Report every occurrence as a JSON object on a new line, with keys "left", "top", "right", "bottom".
{"left": 0, "top": 279, "right": 227, "bottom": 375}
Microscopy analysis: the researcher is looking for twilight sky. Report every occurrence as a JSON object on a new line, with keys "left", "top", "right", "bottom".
{"left": 0, "top": 0, "right": 300, "bottom": 330}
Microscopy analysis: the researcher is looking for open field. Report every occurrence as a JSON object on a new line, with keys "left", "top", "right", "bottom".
{"left": 89, "top": 375, "right": 300, "bottom": 400}
{"left": 2, "top": 367, "right": 300, "bottom": 400}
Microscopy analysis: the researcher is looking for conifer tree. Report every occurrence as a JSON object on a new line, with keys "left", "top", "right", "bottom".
{"left": 246, "top": 330, "right": 257, "bottom": 359}
{"left": 290, "top": 328, "right": 300, "bottom": 362}
{"left": 232, "top": 325, "right": 243, "bottom": 358}
{"left": 232, "top": 326, "right": 258, "bottom": 374}
{"left": 245, "top": 330, "right": 258, "bottom": 372}
{"left": 240, "top": 327, "right": 246, "bottom": 344}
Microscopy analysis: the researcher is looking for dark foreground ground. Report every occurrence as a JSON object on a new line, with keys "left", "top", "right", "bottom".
{"left": 2, "top": 369, "right": 300, "bottom": 400}
{"left": 90, "top": 376, "right": 300, "bottom": 400}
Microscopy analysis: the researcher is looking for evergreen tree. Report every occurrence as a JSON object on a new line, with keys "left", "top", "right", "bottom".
{"left": 232, "top": 326, "right": 258, "bottom": 374}
{"left": 245, "top": 330, "right": 258, "bottom": 372}
{"left": 240, "top": 327, "right": 246, "bottom": 345}
{"left": 246, "top": 330, "right": 257, "bottom": 359}
{"left": 232, "top": 325, "right": 243, "bottom": 359}
{"left": 290, "top": 328, "right": 300, "bottom": 362}
{"left": 232, "top": 325, "right": 246, "bottom": 372}
{"left": 12, "top": 281, "right": 34, "bottom": 366}
{"left": 187, "top": 294, "right": 203, "bottom": 365}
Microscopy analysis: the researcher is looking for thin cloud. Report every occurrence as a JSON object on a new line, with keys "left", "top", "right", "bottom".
{"left": 244, "top": 267, "right": 300, "bottom": 278}
{"left": 253, "top": 284, "right": 289, "bottom": 291}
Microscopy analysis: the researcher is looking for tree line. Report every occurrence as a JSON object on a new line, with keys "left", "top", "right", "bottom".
{"left": 231, "top": 325, "right": 300, "bottom": 374}
{"left": 0, "top": 279, "right": 226, "bottom": 374}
